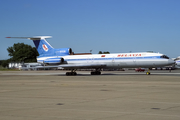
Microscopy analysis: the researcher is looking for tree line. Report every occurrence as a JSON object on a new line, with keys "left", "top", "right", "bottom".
{"left": 0, "top": 43, "right": 38, "bottom": 68}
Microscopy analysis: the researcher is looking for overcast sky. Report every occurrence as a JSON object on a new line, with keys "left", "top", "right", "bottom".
{"left": 1, "top": 0, "right": 180, "bottom": 59}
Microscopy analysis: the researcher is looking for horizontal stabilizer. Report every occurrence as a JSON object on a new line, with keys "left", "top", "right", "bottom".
{"left": 6, "top": 36, "right": 52, "bottom": 40}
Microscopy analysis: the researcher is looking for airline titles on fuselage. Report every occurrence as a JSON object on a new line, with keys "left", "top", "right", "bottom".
{"left": 101, "top": 54, "right": 142, "bottom": 58}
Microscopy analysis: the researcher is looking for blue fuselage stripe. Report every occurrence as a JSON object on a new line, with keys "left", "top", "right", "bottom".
{"left": 66, "top": 56, "right": 161, "bottom": 61}
{"left": 38, "top": 56, "right": 164, "bottom": 63}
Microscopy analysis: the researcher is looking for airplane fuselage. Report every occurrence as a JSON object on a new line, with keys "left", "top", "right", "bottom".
{"left": 37, "top": 52, "right": 174, "bottom": 69}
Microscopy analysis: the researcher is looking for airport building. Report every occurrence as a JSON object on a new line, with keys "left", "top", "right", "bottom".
{"left": 8, "top": 62, "right": 43, "bottom": 70}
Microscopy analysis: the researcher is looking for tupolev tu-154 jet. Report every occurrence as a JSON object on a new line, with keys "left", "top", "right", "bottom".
{"left": 7, "top": 36, "right": 175, "bottom": 76}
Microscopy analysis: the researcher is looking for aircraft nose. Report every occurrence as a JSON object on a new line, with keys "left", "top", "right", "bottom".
{"left": 168, "top": 59, "right": 175, "bottom": 65}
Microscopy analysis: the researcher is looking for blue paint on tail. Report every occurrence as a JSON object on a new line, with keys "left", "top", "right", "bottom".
{"left": 33, "top": 39, "right": 55, "bottom": 56}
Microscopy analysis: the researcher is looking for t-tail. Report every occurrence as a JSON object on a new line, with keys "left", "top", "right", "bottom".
{"left": 32, "top": 36, "right": 54, "bottom": 56}
{"left": 6, "top": 36, "right": 72, "bottom": 57}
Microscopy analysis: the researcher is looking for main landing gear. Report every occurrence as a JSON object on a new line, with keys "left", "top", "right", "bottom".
{"left": 66, "top": 69, "right": 77, "bottom": 76}
{"left": 146, "top": 68, "right": 151, "bottom": 75}
{"left": 65, "top": 68, "right": 102, "bottom": 76}
{"left": 91, "top": 68, "right": 101, "bottom": 75}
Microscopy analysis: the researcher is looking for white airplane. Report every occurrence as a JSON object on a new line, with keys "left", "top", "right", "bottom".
{"left": 174, "top": 57, "right": 180, "bottom": 69}
{"left": 7, "top": 36, "right": 175, "bottom": 75}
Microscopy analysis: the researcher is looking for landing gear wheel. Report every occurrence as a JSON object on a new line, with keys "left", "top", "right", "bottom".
{"left": 66, "top": 72, "right": 77, "bottom": 76}
{"left": 66, "top": 69, "right": 77, "bottom": 76}
{"left": 91, "top": 71, "right": 101, "bottom": 75}
{"left": 66, "top": 72, "right": 68, "bottom": 76}
{"left": 72, "top": 72, "right": 77, "bottom": 75}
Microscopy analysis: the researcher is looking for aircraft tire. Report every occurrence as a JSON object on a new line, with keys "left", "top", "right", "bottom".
{"left": 66, "top": 72, "right": 69, "bottom": 76}
{"left": 66, "top": 72, "right": 77, "bottom": 76}
{"left": 72, "top": 72, "right": 77, "bottom": 75}
{"left": 91, "top": 71, "right": 101, "bottom": 75}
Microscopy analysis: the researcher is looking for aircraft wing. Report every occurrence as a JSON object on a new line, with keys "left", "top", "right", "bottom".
{"left": 35, "top": 63, "right": 106, "bottom": 69}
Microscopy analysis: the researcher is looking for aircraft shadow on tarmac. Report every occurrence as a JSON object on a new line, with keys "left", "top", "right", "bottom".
{"left": 53, "top": 72, "right": 180, "bottom": 76}
{"left": 48, "top": 70, "right": 180, "bottom": 76}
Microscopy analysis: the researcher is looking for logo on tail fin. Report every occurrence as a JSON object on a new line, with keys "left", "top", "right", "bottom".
{"left": 42, "top": 44, "right": 48, "bottom": 51}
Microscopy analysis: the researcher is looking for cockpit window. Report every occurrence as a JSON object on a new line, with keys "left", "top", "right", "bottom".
{"left": 160, "top": 55, "right": 169, "bottom": 59}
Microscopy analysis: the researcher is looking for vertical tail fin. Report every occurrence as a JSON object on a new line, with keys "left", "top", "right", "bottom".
{"left": 32, "top": 37, "right": 54, "bottom": 56}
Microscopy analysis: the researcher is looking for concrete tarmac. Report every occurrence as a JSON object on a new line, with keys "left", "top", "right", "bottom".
{"left": 0, "top": 70, "right": 180, "bottom": 120}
